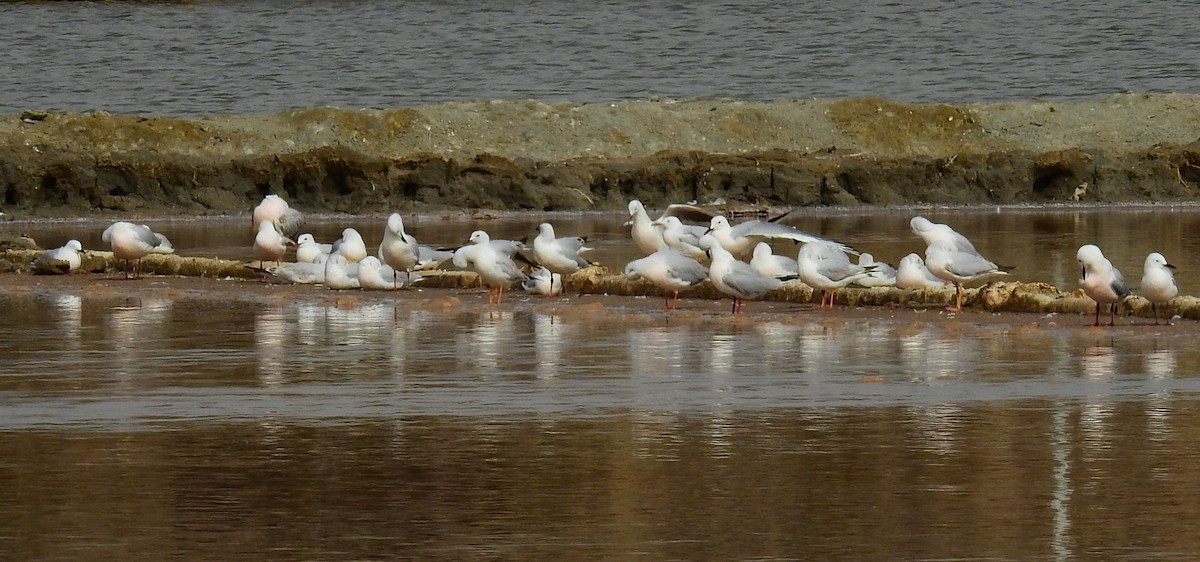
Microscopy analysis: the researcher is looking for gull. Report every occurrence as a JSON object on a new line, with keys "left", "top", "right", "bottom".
{"left": 924, "top": 240, "right": 1009, "bottom": 312}
{"left": 253, "top": 221, "right": 292, "bottom": 266}
{"left": 379, "top": 213, "right": 444, "bottom": 286}
{"left": 295, "top": 233, "right": 332, "bottom": 263}
{"left": 627, "top": 200, "right": 715, "bottom": 256}
{"left": 797, "top": 241, "right": 874, "bottom": 308}
{"left": 1140, "top": 252, "right": 1178, "bottom": 325}
{"left": 359, "top": 256, "right": 421, "bottom": 290}
{"left": 323, "top": 254, "right": 361, "bottom": 290}
{"left": 750, "top": 242, "right": 799, "bottom": 278}
{"left": 624, "top": 247, "right": 709, "bottom": 310}
{"left": 1077, "top": 244, "right": 1132, "bottom": 326}
{"left": 854, "top": 253, "right": 897, "bottom": 288}
{"left": 910, "top": 216, "right": 978, "bottom": 253}
{"left": 523, "top": 266, "right": 563, "bottom": 297}
{"left": 654, "top": 216, "right": 708, "bottom": 261}
{"left": 706, "top": 214, "right": 855, "bottom": 258}
{"left": 262, "top": 261, "right": 326, "bottom": 285}
{"left": 33, "top": 240, "right": 84, "bottom": 275}
{"left": 331, "top": 227, "right": 368, "bottom": 263}
{"left": 379, "top": 213, "right": 419, "bottom": 274}
{"left": 912, "top": 217, "right": 1008, "bottom": 311}
{"left": 452, "top": 230, "right": 528, "bottom": 304}
{"left": 532, "top": 222, "right": 593, "bottom": 274}
{"left": 702, "top": 235, "right": 781, "bottom": 314}
{"left": 252, "top": 194, "right": 305, "bottom": 239}
{"left": 414, "top": 245, "right": 454, "bottom": 270}
{"left": 101, "top": 221, "right": 174, "bottom": 278}
{"left": 895, "top": 253, "right": 948, "bottom": 289}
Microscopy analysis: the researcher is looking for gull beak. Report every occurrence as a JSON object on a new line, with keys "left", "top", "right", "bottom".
{"left": 1166, "top": 262, "right": 1177, "bottom": 270}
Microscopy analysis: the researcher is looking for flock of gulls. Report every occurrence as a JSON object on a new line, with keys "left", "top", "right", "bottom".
{"left": 29, "top": 195, "right": 1181, "bottom": 326}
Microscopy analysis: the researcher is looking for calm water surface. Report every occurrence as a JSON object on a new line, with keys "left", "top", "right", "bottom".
{"left": 4, "top": 207, "right": 1200, "bottom": 558}
{"left": 2, "top": 0, "right": 1197, "bottom": 116}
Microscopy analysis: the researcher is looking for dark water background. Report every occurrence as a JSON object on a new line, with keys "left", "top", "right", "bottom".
{"left": 2, "top": 0, "right": 1197, "bottom": 116}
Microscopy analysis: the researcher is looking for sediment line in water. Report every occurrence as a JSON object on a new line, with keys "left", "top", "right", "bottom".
{"left": 2, "top": 94, "right": 1200, "bottom": 217}
{"left": 3, "top": 249, "right": 1194, "bottom": 321}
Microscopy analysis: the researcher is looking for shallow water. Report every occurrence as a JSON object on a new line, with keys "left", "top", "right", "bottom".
{"left": 4, "top": 207, "right": 1200, "bottom": 558}
{"left": 3, "top": 0, "right": 1198, "bottom": 116}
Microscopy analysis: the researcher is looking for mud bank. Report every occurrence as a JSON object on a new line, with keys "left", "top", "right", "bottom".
{"left": 3, "top": 249, "right": 1194, "bottom": 322}
{"left": 2, "top": 94, "right": 1199, "bottom": 217}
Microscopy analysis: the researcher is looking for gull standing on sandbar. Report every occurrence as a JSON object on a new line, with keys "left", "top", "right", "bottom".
{"left": 101, "top": 221, "right": 174, "bottom": 279}
{"left": 702, "top": 235, "right": 782, "bottom": 314}
{"left": 453, "top": 230, "right": 528, "bottom": 304}
{"left": 1077, "top": 244, "right": 1131, "bottom": 326}
{"left": 624, "top": 247, "right": 709, "bottom": 310}
{"left": 911, "top": 216, "right": 1008, "bottom": 312}
{"left": 1140, "top": 252, "right": 1178, "bottom": 325}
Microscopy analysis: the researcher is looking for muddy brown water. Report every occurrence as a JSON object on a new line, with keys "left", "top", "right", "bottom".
{"left": 4, "top": 206, "right": 1200, "bottom": 559}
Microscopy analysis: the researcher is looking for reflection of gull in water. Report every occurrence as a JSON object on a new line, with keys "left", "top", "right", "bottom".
{"left": 706, "top": 333, "right": 737, "bottom": 375}
{"left": 1080, "top": 345, "right": 1117, "bottom": 379}
{"left": 295, "top": 302, "right": 323, "bottom": 346}
{"left": 108, "top": 298, "right": 173, "bottom": 376}
{"left": 753, "top": 321, "right": 803, "bottom": 371}
{"left": 533, "top": 313, "right": 568, "bottom": 379}
{"left": 628, "top": 327, "right": 692, "bottom": 376}
{"left": 1144, "top": 348, "right": 1176, "bottom": 441}
{"left": 255, "top": 307, "right": 290, "bottom": 386}
{"left": 908, "top": 404, "right": 963, "bottom": 455}
{"left": 898, "top": 326, "right": 972, "bottom": 383}
{"left": 458, "top": 312, "right": 516, "bottom": 374}
{"left": 49, "top": 294, "right": 83, "bottom": 344}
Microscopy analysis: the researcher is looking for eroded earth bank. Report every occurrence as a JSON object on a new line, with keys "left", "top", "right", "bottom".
{"left": 2, "top": 94, "right": 1199, "bottom": 217}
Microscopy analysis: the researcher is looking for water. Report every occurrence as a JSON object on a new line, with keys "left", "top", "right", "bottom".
{"left": 2, "top": 0, "right": 1197, "bottom": 116}
{"left": 5, "top": 207, "right": 1200, "bottom": 558}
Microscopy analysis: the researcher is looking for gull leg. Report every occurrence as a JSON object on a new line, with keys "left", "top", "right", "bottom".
{"left": 673, "top": 291, "right": 681, "bottom": 310}
{"left": 946, "top": 283, "right": 963, "bottom": 312}
{"left": 1093, "top": 302, "right": 1101, "bottom": 327}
